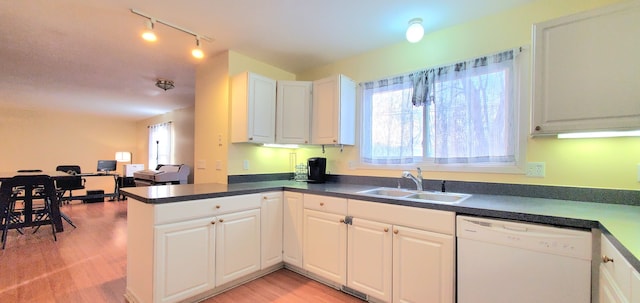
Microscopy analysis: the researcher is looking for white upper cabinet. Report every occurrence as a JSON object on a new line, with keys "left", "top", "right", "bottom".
{"left": 531, "top": 1, "right": 640, "bottom": 136}
{"left": 231, "top": 72, "right": 277, "bottom": 143}
{"left": 311, "top": 74, "right": 356, "bottom": 145}
{"left": 276, "top": 80, "right": 312, "bottom": 144}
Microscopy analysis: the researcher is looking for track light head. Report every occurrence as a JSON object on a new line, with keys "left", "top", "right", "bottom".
{"left": 142, "top": 19, "right": 157, "bottom": 42}
{"left": 191, "top": 37, "right": 204, "bottom": 59}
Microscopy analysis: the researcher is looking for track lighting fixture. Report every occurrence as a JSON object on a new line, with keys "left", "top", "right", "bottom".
{"left": 406, "top": 18, "right": 424, "bottom": 43}
{"left": 191, "top": 37, "right": 204, "bottom": 59}
{"left": 130, "top": 9, "right": 213, "bottom": 59}
{"left": 141, "top": 19, "right": 157, "bottom": 42}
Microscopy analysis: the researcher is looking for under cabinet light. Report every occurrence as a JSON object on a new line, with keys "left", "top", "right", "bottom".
{"left": 557, "top": 130, "right": 640, "bottom": 139}
{"left": 262, "top": 144, "right": 300, "bottom": 149}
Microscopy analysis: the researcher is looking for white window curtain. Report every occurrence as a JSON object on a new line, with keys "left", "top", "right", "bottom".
{"left": 360, "top": 76, "right": 424, "bottom": 165}
{"left": 148, "top": 122, "right": 172, "bottom": 170}
{"left": 430, "top": 50, "right": 517, "bottom": 164}
{"left": 360, "top": 48, "right": 520, "bottom": 165}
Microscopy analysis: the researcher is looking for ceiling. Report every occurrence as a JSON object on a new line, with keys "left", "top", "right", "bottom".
{"left": 0, "top": 0, "right": 534, "bottom": 121}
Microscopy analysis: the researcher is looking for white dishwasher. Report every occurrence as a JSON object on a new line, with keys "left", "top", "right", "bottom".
{"left": 457, "top": 215, "right": 592, "bottom": 303}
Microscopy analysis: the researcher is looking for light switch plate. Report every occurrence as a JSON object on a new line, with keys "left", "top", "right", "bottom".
{"left": 526, "top": 162, "right": 546, "bottom": 178}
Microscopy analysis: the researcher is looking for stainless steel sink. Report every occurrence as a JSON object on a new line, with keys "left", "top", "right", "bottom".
{"left": 357, "top": 187, "right": 471, "bottom": 204}
{"left": 357, "top": 187, "right": 414, "bottom": 197}
{"left": 404, "top": 192, "right": 471, "bottom": 204}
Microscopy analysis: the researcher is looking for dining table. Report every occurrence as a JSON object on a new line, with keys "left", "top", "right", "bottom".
{"left": 0, "top": 171, "right": 70, "bottom": 232}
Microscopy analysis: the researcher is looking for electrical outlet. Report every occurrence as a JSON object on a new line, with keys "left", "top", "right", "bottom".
{"left": 243, "top": 160, "right": 249, "bottom": 170}
{"left": 526, "top": 162, "right": 546, "bottom": 178}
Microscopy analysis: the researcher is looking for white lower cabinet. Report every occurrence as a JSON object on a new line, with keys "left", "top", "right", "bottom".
{"left": 154, "top": 217, "right": 216, "bottom": 303}
{"left": 302, "top": 194, "right": 348, "bottom": 286}
{"left": 215, "top": 208, "right": 261, "bottom": 285}
{"left": 347, "top": 218, "right": 393, "bottom": 301}
{"left": 283, "top": 191, "right": 304, "bottom": 267}
{"left": 261, "top": 192, "right": 283, "bottom": 269}
{"left": 392, "top": 225, "right": 453, "bottom": 303}
{"left": 347, "top": 199, "right": 455, "bottom": 303}
{"left": 126, "top": 194, "right": 262, "bottom": 303}
{"left": 600, "top": 234, "right": 640, "bottom": 303}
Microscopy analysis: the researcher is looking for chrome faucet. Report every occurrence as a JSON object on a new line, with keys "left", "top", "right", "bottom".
{"left": 402, "top": 167, "right": 423, "bottom": 191}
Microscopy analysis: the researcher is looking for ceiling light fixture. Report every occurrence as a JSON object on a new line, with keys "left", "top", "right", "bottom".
{"left": 191, "top": 36, "right": 204, "bottom": 59}
{"left": 155, "top": 79, "right": 175, "bottom": 91}
{"left": 406, "top": 18, "right": 424, "bottom": 43}
{"left": 130, "top": 8, "right": 213, "bottom": 59}
{"left": 141, "top": 18, "right": 157, "bottom": 42}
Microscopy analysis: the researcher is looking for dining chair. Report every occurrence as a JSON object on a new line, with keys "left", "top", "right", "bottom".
{"left": 55, "top": 165, "right": 86, "bottom": 204}
{"left": 1, "top": 175, "right": 58, "bottom": 249}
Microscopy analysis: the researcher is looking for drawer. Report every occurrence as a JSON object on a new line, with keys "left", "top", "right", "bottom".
{"left": 303, "top": 194, "right": 347, "bottom": 215}
{"left": 348, "top": 199, "right": 455, "bottom": 235}
{"left": 154, "top": 194, "right": 261, "bottom": 225}
{"left": 601, "top": 234, "right": 632, "bottom": 299}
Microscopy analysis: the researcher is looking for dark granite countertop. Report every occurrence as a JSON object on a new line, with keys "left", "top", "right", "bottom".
{"left": 121, "top": 180, "right": 640, "bottom": 272}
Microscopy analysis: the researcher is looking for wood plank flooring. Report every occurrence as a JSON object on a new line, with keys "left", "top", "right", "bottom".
{"left": 0, "top": 200, "right": 362, "bottom": 303}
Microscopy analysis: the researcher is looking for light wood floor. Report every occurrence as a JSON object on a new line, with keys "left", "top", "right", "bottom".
{"left": 0, "top": 200, "right": 363, "bottom": 303}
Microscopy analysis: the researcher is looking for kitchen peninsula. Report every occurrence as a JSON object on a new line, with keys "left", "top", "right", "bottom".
{"left": 122, "top": 180, "right": 640, "bottom": 303}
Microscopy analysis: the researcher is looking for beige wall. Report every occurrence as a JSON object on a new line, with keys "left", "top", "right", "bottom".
{"left": 0, "top": 106, "right": 137, "bottom": 193}
{"left": 137, "top": 106, "right": 195, "bottom": 183}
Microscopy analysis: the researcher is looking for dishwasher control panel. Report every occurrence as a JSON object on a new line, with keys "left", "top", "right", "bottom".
{"left": 456, "top": 215, "right": 592, "bottom": 260}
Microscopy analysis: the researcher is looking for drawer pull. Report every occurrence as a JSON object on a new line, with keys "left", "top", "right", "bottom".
{"left": 216, "top": 205, "right": 221, "bottom": 209}
{"left": 211, "top": 221, "right": 215, "bottom": 225}
{"left": 384, "top": 228, "right": 389, "bottom": 232}
{"left": 339, "top": 218, "right": 345, "bottom": 223}
{"left": 602, "top": 255, "right": 614, "bottom": 263}
{"left": 219, "top": 219, "right": 224, "bottom": 223}
{"left": 393, "top": 229, "right": 399, "bottom": 234}
{"left": 320, "top": 202, "right": 324, "bottom": 206}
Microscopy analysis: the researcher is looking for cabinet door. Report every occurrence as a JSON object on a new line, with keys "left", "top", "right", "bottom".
{"left": 231, "top": 72, "right": 276, "bottom": 143}
{"left": 283, "top": 192, "right": 304, "bottom": 267}
{"left": 601, "top": 267, "right": 629, "bottom": 303}
{"left": 276, "top": 81, "right": 312, "bottom": 144}
{"left": 215, "top": 208, "right": 261, "bottom": 286}
{"left": 631, "top": 270, "right": 640, "bottom": 303}
{"left": 393, "top": 225, "right": 454, "bottom": 303}
{"left": 531, "top": 1, "right": 640, "bottom": 135}
{"left": 261, "top": 192, "right": 283, "bottom": 269}
{"left": 347, "top": 218, "right": 392, "bottom": 302}
{"left": 155, "top": 218, "right": 216, "bottom": 303}
{"left": 312, "top": 75, "right": 339, "bottom": 144}
{"left": 303, "top": 208, "right": 347, "bottom": 285}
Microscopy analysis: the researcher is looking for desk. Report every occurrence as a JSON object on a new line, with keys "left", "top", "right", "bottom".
{"left": 0, "top": 172, "right": 66, "bottom": 232}
{"left": 74, "top": 172, "right": 121, "bottom": 202}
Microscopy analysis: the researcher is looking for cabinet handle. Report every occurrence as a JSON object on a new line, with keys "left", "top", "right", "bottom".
{"left": 216, "top": 205, "right": 221, "bottom": 209}
{"left": 211, "top": 221, "right": 215, "bottom": 225}
{"left": 340, "top": 219, "right": 345, "bottom": 223}
{"left": 249, "top": 137, "right": 253, "bottom": 141}
{"left": 535, "top": 126, "right": 541, "bottom": 131}
{"left": 219, "top": 219, "right": 224, "bottom": 223}
{"left": 320, "top": 202, "right": 324, "bottom": 206}
{"left": 332, "top": 139, "right": 337, "bottom": 143}
{"left": 384, "top": 228, "right": 389, "bottom": 232}
{"left": 263, "top": 196, "right": 267, "bottom": 200}
{"left": 393, "top": 229, "right": 399, "bottom": 234}
{"left": 602, "top": 255, "right": 614, "bottom": 263}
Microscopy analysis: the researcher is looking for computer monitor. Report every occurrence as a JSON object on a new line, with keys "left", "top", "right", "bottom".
{"left": 97, "top": 160, "right": 117, "bottom": 173}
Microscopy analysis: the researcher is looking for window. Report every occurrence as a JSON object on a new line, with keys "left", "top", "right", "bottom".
{"left": 360, "top": 48, "right": 527, "bottom": 172}
{"left": 148, "top": 122, "right": 173, "bottom": 170}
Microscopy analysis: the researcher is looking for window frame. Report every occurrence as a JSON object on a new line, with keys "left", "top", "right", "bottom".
{"left": 355, "top": 48, "right": 530, "bottom": 174}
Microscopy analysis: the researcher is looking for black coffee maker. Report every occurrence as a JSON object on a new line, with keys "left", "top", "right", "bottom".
{"left": 307, "top": 157, "right": 327, "bottom": 183}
